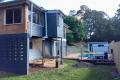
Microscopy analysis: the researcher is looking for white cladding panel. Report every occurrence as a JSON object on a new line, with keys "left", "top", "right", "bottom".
{"left": 90, "top": 42, "right": 109, "bottom": 53}
{"left": 92, "top": 46, "right": 108, "bottom": 53}
{"left": 29, "top": 39, "right": 42, "bottom": 61}
{"left": 57, "top": 14, "right": 64, "bottom": 38}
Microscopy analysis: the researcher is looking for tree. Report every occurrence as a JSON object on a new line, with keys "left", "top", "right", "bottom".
{"left": 67, "top": 5, "right": 118, "bottom": 42}
{"left": 110, "top": 5, "right": 120, "bottom": 41}
{"left": 77, "top": 6, "right": 113, "bottom": 42}
{"left": 66, "top": 33, "right": 74, "bottom": 44}
{"left": 64, "top": 16, "right": 85, "bottom": 43}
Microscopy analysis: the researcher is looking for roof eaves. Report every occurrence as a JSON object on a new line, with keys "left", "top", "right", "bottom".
{"left": 0, "top": 0, "right": 27, "bottom": 7}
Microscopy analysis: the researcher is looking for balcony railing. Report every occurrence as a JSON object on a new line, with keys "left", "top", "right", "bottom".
{"left": 28, "top": 22, "right": 44, "bottom": 37}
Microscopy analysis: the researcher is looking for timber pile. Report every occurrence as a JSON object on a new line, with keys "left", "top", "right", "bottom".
{"left": 29, "top": 59, "right": 56, "bottom": 68}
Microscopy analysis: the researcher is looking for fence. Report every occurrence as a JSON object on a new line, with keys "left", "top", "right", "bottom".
{"left": 109, "top": 41, "right": 120, "bottom": 73}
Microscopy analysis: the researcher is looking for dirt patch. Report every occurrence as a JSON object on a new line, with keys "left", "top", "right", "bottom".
{"left": 29, "top": 63, "right": 66, "bottom": 73}
{"left": 29, "top": 66, "right": 55, "bottom": 73}
{"left": 65, "top": 53, "right": 80, "bottom": 59}
{"left": 72, "top": 61, "right": 94, "bottom": 68}
{"left": 29, "top": 59, "right": 56, "bottom": 73}
{"left": 29, "top": 64, "right": 66, "bottom": 74}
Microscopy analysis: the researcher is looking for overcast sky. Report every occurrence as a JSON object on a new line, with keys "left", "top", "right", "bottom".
{"left": 32, "top": 0, "right": 120, "bottom": 17}
{"left": 3, "top": 0, "right": 120, "bottom": 17}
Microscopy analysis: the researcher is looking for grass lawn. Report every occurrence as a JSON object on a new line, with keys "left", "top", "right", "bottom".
{"left": 0, "top": 60, "right": 119, "bottom": 80}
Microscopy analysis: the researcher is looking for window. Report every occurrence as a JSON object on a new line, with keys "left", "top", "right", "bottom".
{"left": 5, "top": 8, "right": 22, "bottom": 24}
{"left": 14, "top": 8, "right": 22, "bottom": 23}
{"left": 111, "top": 49, "right": 113, "bottom": 53}
{"left": 30, "top": 41, "right": 33, "bottom": 49}
{"left": 33, "top": 12, "right": 37, "bottom": 24}
{"left": 32, "top": 12, "right": 44, "bottom": 26}
{"left": 6, "top": 9, "right": 13, "bottom": 24}
{"left": 28, "top": 5, "right": 45, "bottom": 27}
{"left": 98, "top": 45, "right": 104, "bottom": 47}
{"left": 39, "top": 12, "right": 45, "bottom": 26}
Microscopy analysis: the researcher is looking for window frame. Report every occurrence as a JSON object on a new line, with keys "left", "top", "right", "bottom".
{"left": 32, "top": 11, "right": 45, "bottom": 27}
{"left": 4, "top": 7, "right": 23, "bottom": 25}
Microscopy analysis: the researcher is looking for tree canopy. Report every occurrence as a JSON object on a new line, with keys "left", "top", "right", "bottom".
{"left": 64, "top": 16, "right": 85, "bottom": 43}
{"left": 65, "top": 5, "right": 120, "bottom": 43}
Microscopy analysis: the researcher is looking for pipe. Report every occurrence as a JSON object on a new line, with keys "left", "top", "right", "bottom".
{"left": 42, "top": 39, "right": 45, "bottom": 65}
{"left": 60, "top": 37, "right": 63, "bottom": 64}
{"left": 44, "top": 11, "right": 48, "bottom": 38}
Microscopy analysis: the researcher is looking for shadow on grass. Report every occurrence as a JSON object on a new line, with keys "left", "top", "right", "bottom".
{"left": 87, "top": 66, "right": 120, "bottom": 80}
{"left": 81, "top": 66, "right": 113, "bottom": 80}
{"left": 72, "top": 61, "right": 118, "bottom": 80}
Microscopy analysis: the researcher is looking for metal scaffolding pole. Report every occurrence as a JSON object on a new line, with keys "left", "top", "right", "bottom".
{"left": 42, "top": 39, "right": 45, "bottom": 65}
{"left": 60, "top": 37, "right": 63, "bottom": 64}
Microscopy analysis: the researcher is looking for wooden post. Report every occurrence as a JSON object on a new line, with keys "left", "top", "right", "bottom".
{"left": 55, "top": 56, "right": 59, "bottom": 68}
{"left": 80, "top": 45, "right": 83, "bottom": 60}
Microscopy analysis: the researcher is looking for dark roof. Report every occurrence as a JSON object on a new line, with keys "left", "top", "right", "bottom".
{"left": 0, "top": 0, "right": 45, "bottom": 11}
{"left": 47, "top": 10, "right": 66, "bottom": 17}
